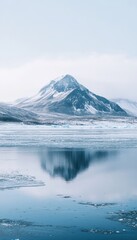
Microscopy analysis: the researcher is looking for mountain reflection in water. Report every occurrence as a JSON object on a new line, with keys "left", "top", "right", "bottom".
{"left": 40, "top": 148, "right": 117, "bottom": 181}
{"left": 1, "top": 146, "right": 137, "bottom": 201}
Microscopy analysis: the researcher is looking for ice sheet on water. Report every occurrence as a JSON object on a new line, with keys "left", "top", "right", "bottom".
{"left": 108, "top": 210, "right": 137, "bottom": 230}
{"left": 0, "top": 172, "right": 45, "bottom": 190}
{"left": 78, "top": 202, "right": 116, "bottom": 207}
{"left": 81, "top": 228, "right": 124, "bottom": 235}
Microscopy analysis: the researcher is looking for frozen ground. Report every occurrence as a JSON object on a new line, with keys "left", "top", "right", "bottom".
{"left": 0, "top": 122, "right": 137, "bottom": 148}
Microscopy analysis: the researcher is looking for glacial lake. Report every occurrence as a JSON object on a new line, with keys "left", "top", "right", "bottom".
{"left": 0, "top": 123, "right": 137, "bottom": 240}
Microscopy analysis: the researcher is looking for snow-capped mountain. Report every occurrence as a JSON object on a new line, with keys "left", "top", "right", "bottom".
{"left": 16, "top": 74, "right": 127, "bottom": 116}
{"left": 112, "top": 99, "right": 137, "bottom": 117}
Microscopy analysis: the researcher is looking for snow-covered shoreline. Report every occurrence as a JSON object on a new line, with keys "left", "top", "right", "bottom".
{"left": 0, "top": 122, "right": 137, "bottom": 149}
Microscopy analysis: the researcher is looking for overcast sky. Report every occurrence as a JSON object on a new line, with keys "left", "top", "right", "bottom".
{"left": 0, "top": 0, "right": 137, "bottom": 102}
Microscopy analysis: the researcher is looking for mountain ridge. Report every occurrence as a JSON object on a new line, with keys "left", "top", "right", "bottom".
{"left": 0, "top": 102, "right": 40, "bottom": 124}
{"left": 1, "top": 75, "right": 135, "bottom": 124}
{"left": 112, "top": 98, "right": 137, "bottom": 117}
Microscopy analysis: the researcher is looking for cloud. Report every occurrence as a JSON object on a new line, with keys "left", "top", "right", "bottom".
{"left": 0, "top": 53, "right": 137, "bottom": 102}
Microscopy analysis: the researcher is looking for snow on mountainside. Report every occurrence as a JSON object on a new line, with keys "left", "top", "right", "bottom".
{"left": 112, "top": 99, "right": 137, "bottom": 117}
{"left": 0, "top": 103, "right": 40, "bottom": 123}
{"left": 16, "top": 74, "right": 127, "bottom": 116}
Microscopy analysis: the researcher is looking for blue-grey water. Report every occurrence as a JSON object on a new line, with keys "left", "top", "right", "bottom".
{"left": 0, "top": 123, "right": 137, "bottom": 239}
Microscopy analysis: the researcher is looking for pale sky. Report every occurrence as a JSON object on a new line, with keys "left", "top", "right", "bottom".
{"left": 0, "top": 0, "right": 137, "bottom": 102}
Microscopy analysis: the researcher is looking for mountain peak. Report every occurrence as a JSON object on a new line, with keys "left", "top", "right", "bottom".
{"left": 40, "top": 74, "right": 79, "bottom": 94}
{"left": 54, "top": 74, "right": 76, "bottom": 82}
{"left": 53, "top": 74, "right": 79, "bottom": 92}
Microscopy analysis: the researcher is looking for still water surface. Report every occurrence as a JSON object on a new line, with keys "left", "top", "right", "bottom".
{"left": 0, "top": 125, "right": 137, "bottom": 239}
